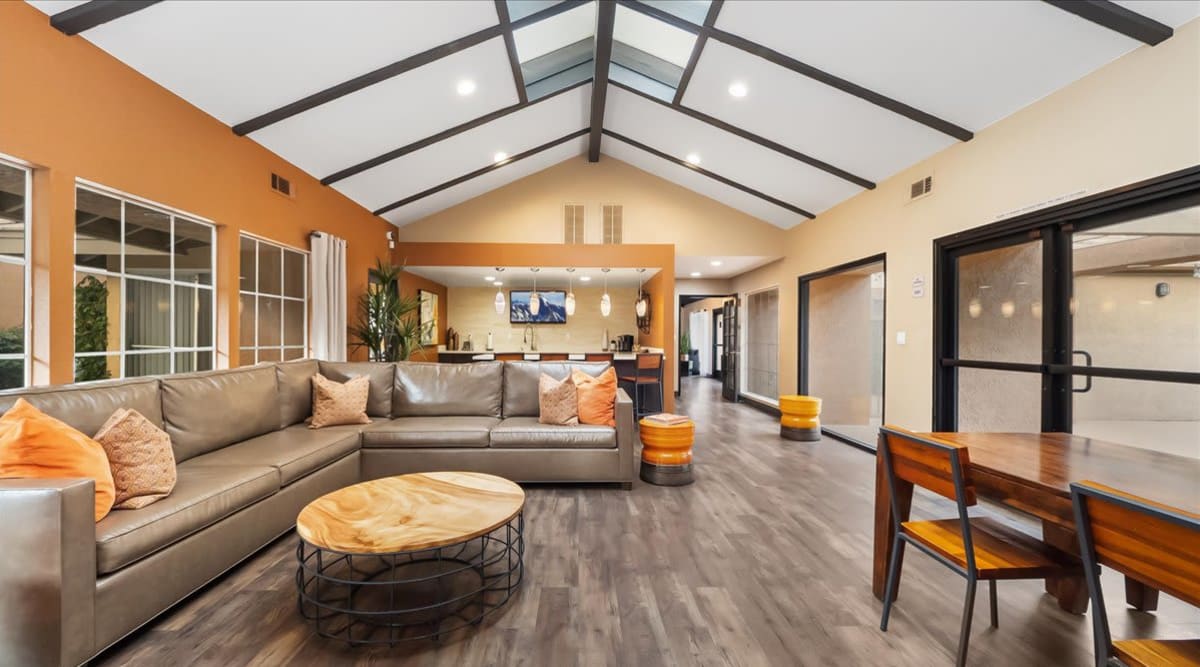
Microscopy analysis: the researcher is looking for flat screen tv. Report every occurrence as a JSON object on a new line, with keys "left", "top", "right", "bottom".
{"left": 510, "top": 290, "right": 567, "bottom": 324}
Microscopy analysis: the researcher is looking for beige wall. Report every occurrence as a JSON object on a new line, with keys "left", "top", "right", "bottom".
{"left": 732, "top": 19, "right": 1200, "bottom": 430}
{"left": 447, "top": 286, "right": 638, "bottom": 352}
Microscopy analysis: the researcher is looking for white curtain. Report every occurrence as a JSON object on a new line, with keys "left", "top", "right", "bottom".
{"left": 310, "top": 232, "right": 347, "bottom": 361}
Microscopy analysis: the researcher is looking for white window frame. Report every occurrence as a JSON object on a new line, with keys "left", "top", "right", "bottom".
{"left": 72, "top": 181, "right": 217, "bottom": 380}
{"left": 237, "top": 232, "right": 309, "bottom": 365}
{"left": 0, "top": 154, "right": 32, "bottom": 389}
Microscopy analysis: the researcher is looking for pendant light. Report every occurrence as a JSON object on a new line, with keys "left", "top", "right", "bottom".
{"left": 635, "top": 268, "right": 648, "bottom": 317}
{"left": 493, "top": 268, "right": 506, "bottom": 315}
{"left": 600, "top": 268, "right": 612, "bottom": 317}
{"left": 528, "top": 268, "right": 541, "bottom": 317}
{"left": 565, "top": 268, "right": 577, "bottom": 316}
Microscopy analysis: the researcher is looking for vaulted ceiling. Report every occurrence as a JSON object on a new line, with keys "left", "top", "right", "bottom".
{"left": 28, "top": 0, "right": 1200, "bottom": 229}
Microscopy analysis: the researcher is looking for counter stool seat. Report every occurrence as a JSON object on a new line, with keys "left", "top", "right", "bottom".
{"left": 619, "top": 353, "right": 663, "bottom": 420}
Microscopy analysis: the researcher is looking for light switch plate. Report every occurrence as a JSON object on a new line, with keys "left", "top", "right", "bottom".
{"left": 896, "top": 331, "right": 907, "bottom": 345}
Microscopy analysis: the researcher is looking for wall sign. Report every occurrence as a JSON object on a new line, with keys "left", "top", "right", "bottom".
{"left": 911, "top": 276, "right": 926, "bottom": 298}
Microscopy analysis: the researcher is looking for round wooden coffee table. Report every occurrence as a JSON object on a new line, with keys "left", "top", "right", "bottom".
{"left": 295, "top": 472, "right": 525, "bottom": 645}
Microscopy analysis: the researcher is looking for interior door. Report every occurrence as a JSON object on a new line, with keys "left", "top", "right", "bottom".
{"left": 721, "top": 298, "right": 738, "bottom": 402}
{"left": 712, "top": 309, "right": 724, "bottom": 380}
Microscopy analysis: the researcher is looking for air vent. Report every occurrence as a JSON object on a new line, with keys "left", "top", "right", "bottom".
{"left": 270, "top": 172, "right": 293, "bottom": 197}
{"left": 563, "top": 204, "right": 585, "bottom": 244}
{"left": 910, "top": 175, "right": 933, "bottom": 201}
{"left": 602, "top": 204, "right": 622, "bottom": 244}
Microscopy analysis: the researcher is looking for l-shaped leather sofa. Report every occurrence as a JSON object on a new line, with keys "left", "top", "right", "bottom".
{"left": 0, "top": 359, "right": 633, "bottom": 667}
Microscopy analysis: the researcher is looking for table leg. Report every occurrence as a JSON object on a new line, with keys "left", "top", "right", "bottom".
{"left": 873, "top": 454, "right": 912, "bottom": 601}
{"left": 1041, "top": 521, "right": 1089, "bottom": 614}
{"left": 1125, "top": 577, "right": 1160, "bottom": 612}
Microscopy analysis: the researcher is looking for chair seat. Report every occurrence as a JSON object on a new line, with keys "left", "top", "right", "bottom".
{"left": 1114, "top": 639, "right": 1200, "bottom": 666}
{"left": 618, "top": 376, "right": 661, "bottom": 384}
{"left": 901, "top": 517, "right": 1078, "bottom": 580}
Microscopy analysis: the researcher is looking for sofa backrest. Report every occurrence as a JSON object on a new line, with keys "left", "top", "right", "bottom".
{"left": 502, "top": 361, "right": 612, "bottom": 417}
{"left": 161, "top": 366, "right": 279, "bottom": 462}
{"left": 275, "top": 359, "right": 319, "bottom": 428}
{"left": 394, "top": 361, "right": 503, "bottom": 418}
{"left": 317, "top": 361, "right": 394, "bottom": 418}
{"left": 0, "top": 377, "right": 163, "bottom": 438}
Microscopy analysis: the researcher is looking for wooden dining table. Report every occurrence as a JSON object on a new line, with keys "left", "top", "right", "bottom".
{"left": 872, "top": 432, "right": 1200, "bottom": 614}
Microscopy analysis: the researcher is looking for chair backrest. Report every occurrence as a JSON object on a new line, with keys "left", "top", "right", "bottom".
{"left": 635, "top": 353, "right": 662, "bottom": 380}
{"left": 538, "top": 353, "right": 569, "bottom": 361}
{"left": 584, "top": 353, "right": 614, "bottom": 362}
{"left": 878, "top": 426, "right": 976, "bottom": 505}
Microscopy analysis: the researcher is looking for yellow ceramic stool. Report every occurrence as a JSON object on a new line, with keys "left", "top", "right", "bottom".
{"left": 779, "top": 395, "right": 822, "bottom": 441}
{"left": 638, "top": 418, "right": 695, "bottom": 486}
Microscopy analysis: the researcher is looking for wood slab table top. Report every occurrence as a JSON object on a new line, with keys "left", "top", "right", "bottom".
{"left": 296, "top": 472, "right": 525, "bottom": 554}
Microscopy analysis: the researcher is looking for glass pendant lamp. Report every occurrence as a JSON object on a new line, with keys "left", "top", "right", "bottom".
{"left": 493, "top": 268, "right": 506, "bottom": 315}
{"left": 635, "top": 268, "right": 648, "bottom": 317}
{"left": 528, "top": 268, "right": 541, "bottom": 317}
{"left": 565, "top": 268, "right": 576, "bottom": 316}
{"left": 600, "top": 268, "right": 611, "bottom": 317}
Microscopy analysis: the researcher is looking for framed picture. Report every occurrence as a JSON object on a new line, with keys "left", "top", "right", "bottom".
{"left": 418, "top": 289, "right": 438, "bottom": 345}
{"left": 510, "top": 290, "right": 567, "bottom": 324}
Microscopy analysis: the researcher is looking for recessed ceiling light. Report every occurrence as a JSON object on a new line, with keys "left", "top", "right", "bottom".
{"left": 484, "top": 276, "right": 495, "bottom": 282}
{"left": 710, "top": 260, "right": 723, "bottom": 267}
{"left": 493, "top": 152, "right": 508, "bottom": 163}
{"left": 579, "top": 276, "right": 592, "bottom": 282}
{"left": 728, "top": 81, "right": 748, "bottom": 98}
{"left": 686, "top": 153, "right": 701, "bottom": 165}
{"left": 456, "top": 79, "right": 476, "bottom": 96}
{"left": 494, "top": 281, "right": 503, "bottom": 286}
{"left": 690, "top": 271, "right": 702, "bottom": 278}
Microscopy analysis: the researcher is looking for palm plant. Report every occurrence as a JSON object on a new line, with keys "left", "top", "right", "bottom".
{"left": 349, "top": 260, "right": 430, "bottom": 362}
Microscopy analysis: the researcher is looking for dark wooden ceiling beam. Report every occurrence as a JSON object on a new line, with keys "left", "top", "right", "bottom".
{"left": 673, "top": 0, "right": 723, "bottom": 105}
{"left": 609, "top": 80, "right": 874, "bottom": 190}
{"left": 495, "top": 1, "right": 529, "bottom": 104}
{"left": 603, "top": 129, "right": 815, "bottom": 218}
{"left": 617, "top": 0, "right": 973, "bottom": 142}
{"left": 373, "top": 129, "right": 589, "bottom": 216}
{"left": 1044, "top": 0, "right": 1172, "bottom": 46}
{"left": 588, "top": 1, "right": 617, "bottom": 162}
{"left": 232, "top": 0, "right": 588, "bottom": 136}
{"left": 50, "top": 0, "right": 160, "bottom": 35}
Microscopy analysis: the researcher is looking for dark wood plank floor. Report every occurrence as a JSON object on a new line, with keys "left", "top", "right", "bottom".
{"left": 97, "top": 377, "right": 1199, "bottom": 666}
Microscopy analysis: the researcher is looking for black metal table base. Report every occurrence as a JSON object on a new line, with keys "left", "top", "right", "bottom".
{"left": 296, "top": 512, "right": 524, "bottom": 645}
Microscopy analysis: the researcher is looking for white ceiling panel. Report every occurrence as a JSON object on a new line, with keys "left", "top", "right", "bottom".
{"left": 600, "top": 140, "right": 808, "bottom": 229}
{"left": 514, "top": 1, "right": 596, "bottom": 62}
{"left": 335, "top": 85, "right": 590, "bottom": 211}
{"left": 251, "top": 38, "right": 519, "bottom": 179}
{"left": 383, "top": 138, "right": 588, "bottom": 227}
{"left": 613, "top": 4, "right": 698, "bottom": 68}
{"left": 28, "top": 1, "right": 499, "bottom": 125}
{"left": 26, "top": 0, "right": 87, "bottom": 13}
{"left": 605, "top": 86, "right": 863, "bottom": 214}
{"left": 1111, "top": 1, "right": 1200, "bottom": 27}
{"left": 683, "top": 39, "right": 957, "bottom": 183}
{"left": 715, "top": 1, "right": 1158, "bottom": 131}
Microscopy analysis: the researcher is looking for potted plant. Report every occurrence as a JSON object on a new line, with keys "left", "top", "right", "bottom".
{"left": 679, "top": 331, "right": 690, "bottom": 362}
{"left": 349, "top": 260, "right": 431, "bottom": 362}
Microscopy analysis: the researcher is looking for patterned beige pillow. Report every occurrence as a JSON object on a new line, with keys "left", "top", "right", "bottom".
{"left": 93, "top": 408, "right": 177, "bottom": 510}
{"left": 310, "top": 374, "right": 372, "bottom": 429}
{"left": 539, "top": 373, "right": 579, "bottom": 426}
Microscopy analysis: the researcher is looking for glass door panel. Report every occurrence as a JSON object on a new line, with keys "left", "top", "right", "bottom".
{"left": 956, "top": 239, "right": 1043, "bottom": 364}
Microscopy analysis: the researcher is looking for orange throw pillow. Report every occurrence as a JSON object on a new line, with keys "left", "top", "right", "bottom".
{"left": 571, "top": 367, "right": 617, "bottom": 427}
{"left": 0, "top": 398, "right": 116, "bottom": 521}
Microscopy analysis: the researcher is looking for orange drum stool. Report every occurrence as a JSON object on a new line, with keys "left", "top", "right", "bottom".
{"left": 779, "top": 395, "right": 822, "bottom": 441}
{"left": 638, "top": 418, "right": 695, "bottom": 486}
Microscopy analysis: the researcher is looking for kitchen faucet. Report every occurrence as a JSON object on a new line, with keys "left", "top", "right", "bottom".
{"left": 523, "top": 323, "right": 537, "bottom": 351}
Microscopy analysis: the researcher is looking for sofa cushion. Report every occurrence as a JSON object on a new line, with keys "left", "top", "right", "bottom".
{"left": 361, "top": 416, "right": 499, "bottom": 449}
{"left": 161, "top": 367, "right": 280, "bottom": 462}
{"left": 95, "top": 463, "right": 279, "bottom": 574}
{"left": 393, "top": 362, "right": 502, "bottom": 418}
{"left": 183, "top": 424, "right": 360, "bottom": 485}
{"left": 0, "top": 376, "right": 163, "bottom": 437}
{"left": 489, "top": 417, "right": 616, "bottom": 449}
{"left": 317, "top": 361, "right": 394, "bottom": 418}
{"left": 276, "top": 359, "right": 319, "bottom": 428}
{"left": 502, "top": 362, "right": 611, "bottom": 417}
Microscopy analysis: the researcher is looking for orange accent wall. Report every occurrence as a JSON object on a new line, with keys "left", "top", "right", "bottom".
{"left": 397, "top": 270, "right": 448, "bottom": 362}
{"left": 0, "top": 2, "right": 393, "bottom": 383}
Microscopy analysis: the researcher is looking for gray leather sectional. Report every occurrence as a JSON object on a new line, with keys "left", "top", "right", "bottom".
{"left": 0, "top": 359, "right": 633, "bottom": 667}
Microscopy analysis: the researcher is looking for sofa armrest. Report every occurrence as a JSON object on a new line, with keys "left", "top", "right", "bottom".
{"left": 0, "top": 478, "right": 96, "bottom": 667}
{"left": 615, "top": 388, "right": 635, "bottom": 485}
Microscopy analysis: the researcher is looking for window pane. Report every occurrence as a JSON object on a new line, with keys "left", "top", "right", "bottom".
{"left": 283, "top": 250, "right": 305, "bottom": 298}
{"left": 1074, "top": 376, "right": 1200, "bottom": 459}
{"left": 125, "top": 279, "right": 171, "bottom": 351}
{"left": 956, "top": 240, "right": 1042, "bottom": 363}
{"left": 1073, "top": 205, "right": 1200, "bottom": 373}
{"left": 75, "top": 189, "right": 122, "bottom": 271}
{"left": 258, "top": 348, "right": 281, "bottom": 362}
{"left": 174, "top": 285, "right": 213, "bottom": 348}
{"left": 258, "top": 243, "right": 282, "bottom": 295}
{"left": 239, "top": 348, "right": 257, "bottom": 367}
{"left": 75, "top": 354, "right": 118, "bottom": 383}
{"left": 0, "top": 359, "right": 22, "bottom": 390}
{"left": 0, "top": 261, "right": 23, "bottom": 354}
{"left": 745, "top": 289, "right": 779, "bottom": 399}
{"left": 125, "top": 352, "right": 170, "bottom": 378}
{"left": 283, "top": 347, "right": 304, "bottom": 361}
{"left": 284, "top": 299, "right": 305, "bottom": 346}
{"left": 75, "top": 272, "right": 121, "bottom": 355}
{"left": 239, "top": 293, "right": 256, "bottom": 347}
{"left": 174, "top": 351, "right": 213, "bottom": 374}
{"left": 123, "top": 203, "right": 172, "bottom": 280}
{"left": 0, "top": 163, "right": 26, "bottom": 260}
{"left": 174, "top": 218, "right": 212, "bottom": 286}
{"left": 956, "top": 367, "right": 1041, "bottom": 431}
{"left": 257, "top": 296, "right": 282, "bottom": 347}
{"left": 239, "top": 236, "right": 256, "bottom": 292}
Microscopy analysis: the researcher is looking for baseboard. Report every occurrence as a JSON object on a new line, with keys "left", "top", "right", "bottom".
{"left": 737, "top": 394, "right": 781, "bottom": 417}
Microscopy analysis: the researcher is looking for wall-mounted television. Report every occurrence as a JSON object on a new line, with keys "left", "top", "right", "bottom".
{"left": 510, "top": 290, "right": 567, "bottom": 324}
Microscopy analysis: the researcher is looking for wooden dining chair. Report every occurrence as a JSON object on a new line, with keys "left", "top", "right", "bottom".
{"left": 1071, "top": 481, "right": 1200, "bottom": 667}
{"left": 618, "top": 353, "right": 664, "bottom": 420}
{"left": 878, "top": 426, "right": 1081, "bottom": 667}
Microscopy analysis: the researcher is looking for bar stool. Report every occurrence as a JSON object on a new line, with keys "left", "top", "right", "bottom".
{"left": 619, "top": 353, "right": 664, "bottom": 420}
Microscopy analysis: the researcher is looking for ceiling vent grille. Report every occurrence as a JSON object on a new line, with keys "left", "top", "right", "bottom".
{"left": 563, "top": 204, "right": 585, "bottom": 244}
{"left": 603, "top": 204, "right": 622, "bottom": 244}
{"left": 271, "top": 172, "right": 293, "bottom": 198}
{"left": 910, "top": 175, "right": 933, "bottom": 201}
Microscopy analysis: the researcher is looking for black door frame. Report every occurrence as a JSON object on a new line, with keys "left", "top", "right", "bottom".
{"left": 711, "top": 308, "right": 723, "bottom": 380}
{"left": 677, "top": 293, "right": 736, "bottom": 396}
{"left": 798, "top": 253, "right": 887, "bottom": 451}
{"left": 932, "top": 165, "right": 1200, "bottom": 431}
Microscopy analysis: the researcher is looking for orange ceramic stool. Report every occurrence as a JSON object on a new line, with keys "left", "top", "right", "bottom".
{"left": 779, "top": 395, "right": 822, "bottom": 441}
{"left": 638, "top": 418, "right": 695, "bottom": 486}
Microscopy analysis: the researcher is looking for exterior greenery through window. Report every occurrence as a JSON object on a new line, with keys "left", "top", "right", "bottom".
{"left": 73, "top": 185, "right": 215, "bottom": 381}
{"left": 0, "top": 159, "right": 30, "bottom": 390}
{"left": 238, "top": 234, "right": 307, "bottom": 365}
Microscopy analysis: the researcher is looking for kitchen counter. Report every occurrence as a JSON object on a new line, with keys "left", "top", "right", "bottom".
{"left": 436, "top": 349, "right": 663, "bottom": 362}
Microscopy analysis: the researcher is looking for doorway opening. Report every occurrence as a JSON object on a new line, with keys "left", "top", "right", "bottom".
{"left": 679, "top": 294, "right": 737, "bottom": 401}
